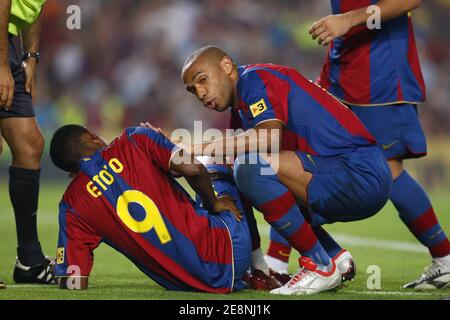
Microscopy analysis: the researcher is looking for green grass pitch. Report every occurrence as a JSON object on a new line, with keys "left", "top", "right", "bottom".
{"left": 0, "top": 181, "right": 449, "bottom": 300}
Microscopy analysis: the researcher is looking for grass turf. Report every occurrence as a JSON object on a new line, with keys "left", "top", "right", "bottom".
{"left": 0, "top": 181, "right": 449, "bottom": 300}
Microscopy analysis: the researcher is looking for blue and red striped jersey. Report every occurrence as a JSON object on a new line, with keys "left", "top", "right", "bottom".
{"left": 232, "top": 64, "right": 376, "bottom": 158}
{"left": 317, "top": 0, "right": 426, "bottom": 106}
{"left": 55, "top": 127, "right": 236, "bottom": 293}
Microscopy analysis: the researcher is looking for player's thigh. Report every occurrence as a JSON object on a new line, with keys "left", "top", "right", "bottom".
{"left": 262, "top": 151, "right": 312, "bottom": 204}
{"left": 0, "top": 117, "right": 44, "bottom": 168}
{"left": 387, "top": 159, "right": 404, "bottom": 180}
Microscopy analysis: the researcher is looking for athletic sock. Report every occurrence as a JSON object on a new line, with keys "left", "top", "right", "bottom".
{"left": 9, "top": 167, "right": 45, "bottom": 266}
{"left": 234, "top": 153, "right": 331, "bottom": 270}
{"left": 267, "top": 223, "right": 342, "bottom": 265}
{"left": 312, "top": 226, "right": 343, "bottom": 258}
{"left": 251, "top": 248, "right": 270, "bottom": 275}
{"left": 267, "top": 228, "right": 291, "bottom": 263}
{"left": 390, "top": 171, "right": 450, "bottom": 258}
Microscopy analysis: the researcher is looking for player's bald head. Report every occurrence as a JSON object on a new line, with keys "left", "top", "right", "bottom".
{"left": 182, "top": 45, "right": 239, "bottom": 112}
{"left": 182, "top": 45, "right": 232, "bottom": 81}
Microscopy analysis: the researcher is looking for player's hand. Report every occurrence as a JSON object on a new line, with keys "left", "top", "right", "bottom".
{"left": 309, "top": 14, "right": 352, "bottom": 46}
{"left": 0, "top": 64, "right": 15, "bottom": 110}
{"left": 23, "top": 59, "right": 37, "bottom": 105}
{"left": 140, "top": 121, "right": 194, "bottom": 154}
{"left": 212, "top": 195, "right": 243, "bottom": 222}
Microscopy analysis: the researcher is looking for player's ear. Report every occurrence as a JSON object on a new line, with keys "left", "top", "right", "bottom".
{"left": 220, "top": 56, "right": 234, "bottom": 75}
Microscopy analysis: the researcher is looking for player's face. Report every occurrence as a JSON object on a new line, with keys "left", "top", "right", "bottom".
{"left": 183, "top": 57, "right": 235, "bottom": 112}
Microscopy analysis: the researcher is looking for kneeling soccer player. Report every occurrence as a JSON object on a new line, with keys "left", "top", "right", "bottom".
{"left": 50, "top": 125, "right": 256, "bottom": 293}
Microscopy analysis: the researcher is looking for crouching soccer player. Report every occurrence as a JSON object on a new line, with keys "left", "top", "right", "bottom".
{"left": 179, "top": 46, "right": 393, "bottom": 295}
{"left": 49, "top": 125, "right": 257, "bottom": 292}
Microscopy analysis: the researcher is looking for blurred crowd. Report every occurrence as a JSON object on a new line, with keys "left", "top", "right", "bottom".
{"left": 31, "top": 0, "right": 450, "bottom": 142}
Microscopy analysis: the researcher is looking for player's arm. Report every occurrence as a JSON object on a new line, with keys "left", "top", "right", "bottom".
{"left": 55, "top": 201, "right": 100, "bottom": 290}
{"left": 169, "top": 150, "right": 242, "bottom": 221}
{"left": 0, "top": 0, "right": 14, "bottom": 109}
{"left": 190, "top": 120, "right": 283, "bottom": 158}
{"left": 309, "top": 0, "right": 422, "bottom": 46}
{"left": 21, "top": 9, "right": 43, "bottom": 104}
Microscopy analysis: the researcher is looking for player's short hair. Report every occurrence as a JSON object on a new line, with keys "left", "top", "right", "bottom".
{"left": 50, "top": 124, "right": 88, "bottom": 173}
{"left": 182, "top": 45, "right": 232, "bottom": 75}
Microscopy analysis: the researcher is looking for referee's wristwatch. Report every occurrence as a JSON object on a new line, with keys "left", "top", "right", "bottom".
{"left": 22, "top": 51, "right": 40, "bottom": 64}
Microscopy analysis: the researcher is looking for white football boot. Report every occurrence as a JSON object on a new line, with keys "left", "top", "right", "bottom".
{"left": 333, "top": 249, "right": 356, "bottom": 282}
{"left": 403, "top": 259, "right": 450, "bottom": 290}
{"left": 270, "top": 256, "right": 342, "bottom": 295}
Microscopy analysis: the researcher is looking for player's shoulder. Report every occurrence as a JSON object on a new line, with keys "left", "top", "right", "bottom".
{"left": 237, "top": 64, "right": 292, "bottom": 93}
{"left": 125, "top": 126, "right": 161, "bottom": 142}
{"left": 60, "top": 173, "right": 91, "bottom": 209}
{"left": 125, "top": 126, "right": 175, "bottom": 152}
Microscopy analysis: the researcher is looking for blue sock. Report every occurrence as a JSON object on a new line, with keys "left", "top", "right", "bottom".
{"left": 390, "top": 171, "right": 450, "bottom": 257}
{"left": 313, "top": 226, "right": 342, "bottom": 258}
{"left": 234, "top": 153, "right": 331, "bottom": 268}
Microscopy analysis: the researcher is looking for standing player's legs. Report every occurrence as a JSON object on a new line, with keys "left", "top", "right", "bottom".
{"left": 0, "top": 39, "right": 55, "bottom": 283}
{"left": 352, "top": 104, "right": 450, "bottom": 289}
{"left": 0, "top": 117, "right": 45, "bottom": 267}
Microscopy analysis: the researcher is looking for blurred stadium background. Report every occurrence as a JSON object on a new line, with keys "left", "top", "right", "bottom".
{"left": 0, "top": 0, "right": 449, "bottom": 187}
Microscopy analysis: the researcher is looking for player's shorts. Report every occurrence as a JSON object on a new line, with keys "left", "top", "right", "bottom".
{"left": 296, "top": 145, "right": 393, "bottom": 226}
{"left": 0, "top": 35, "right": 35, "bottom": 119}
{"left": 197, "top": 164, "right": 252, "bottom": 291}
{"left": 348, "top": 104, "right": 427, "bottom": 160}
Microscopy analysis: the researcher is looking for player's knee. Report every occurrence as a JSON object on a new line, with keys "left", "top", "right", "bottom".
{"left": 12, "top": 134, "right": 44, "bottom": 166}
{"left": 233, "top": 153, "right": 260, "bottom": 189}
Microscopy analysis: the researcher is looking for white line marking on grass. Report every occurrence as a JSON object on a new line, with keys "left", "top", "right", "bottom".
{"left": 258, "top": 226, "right": 428, "bottom": 254}
{"left": 5, "top": 285, "right": 50, "bottom": 289}
{"left": 331, "top": 233, "right": 428, "bottom": 254}
{"left": 346, "top": 290, "right": 442, "bottom": 296}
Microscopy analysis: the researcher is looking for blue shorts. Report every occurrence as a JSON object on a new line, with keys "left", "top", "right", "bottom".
{"left": 196, "top": 164, "right": 252, "bottom": 291}
{"left": 349, "top": 104, "right": 427, "bottom": 160}
{"left": 296, "top": 146, "right": 393, "bottom": 225}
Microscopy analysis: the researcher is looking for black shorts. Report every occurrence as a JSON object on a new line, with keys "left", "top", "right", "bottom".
{"left": 0, "top": 35, "right": 35, "bottom": 119}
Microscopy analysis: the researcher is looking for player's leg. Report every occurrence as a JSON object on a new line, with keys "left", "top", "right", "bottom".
{"left": 0, "top": 117, "right": 54, "bottom": 284}
{"left": 352, "top": 104, "right": 450, "bottom": 289}
{"left": 266, "top": 225, "right": 344, "bottom": 267}
{"left": 234, "top": 152, "right": 342, "bottom": 295}
{"left": 389, "top": 159, "right": 450, "bottom": 289}
{"left": 265, "top": 228, "right": 291, "bottom": 274}
{"left": 199, "top": 164, "right": 285, "bottom": 290}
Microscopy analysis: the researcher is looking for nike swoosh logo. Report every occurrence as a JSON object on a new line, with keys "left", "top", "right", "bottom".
{"left": 382, "top": 140, "right": 398, "bottom": 150}
{"left": 278, "top": 250, "right": 291, "bottom": 257}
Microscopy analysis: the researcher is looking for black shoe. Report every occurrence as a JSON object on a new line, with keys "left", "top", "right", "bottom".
{"left": 0, "top": 279, "right": 5, "bottom": 289}
{"left": 13, "top": 256, "right": 56, "bottom": 285}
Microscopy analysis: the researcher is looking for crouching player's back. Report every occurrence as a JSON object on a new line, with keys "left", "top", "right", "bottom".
{"left": 50, "top": 125, "right": 251, "bottom": 293}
